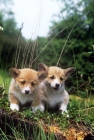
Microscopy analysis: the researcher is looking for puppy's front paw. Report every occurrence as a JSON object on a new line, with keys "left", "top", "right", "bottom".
{"left": 61, "top": 110, "right": 69, "bottom": 117}
{"left": 59, "top": 104, "right": 69, "bottom": 117}
{"left": 10, "top": 103, "right": 19, "bottom": 111}
{"left": 32, "top": 104, "right": 45, "bottom": 113}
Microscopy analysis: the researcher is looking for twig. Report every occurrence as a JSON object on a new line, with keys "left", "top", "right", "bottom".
{"left": 70, "top": 81, "right": 88, "bottom": 94}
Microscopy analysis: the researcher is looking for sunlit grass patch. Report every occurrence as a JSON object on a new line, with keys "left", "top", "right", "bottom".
{"left": 0, "top": 69, "right": 11, "bottom": 92}
{"left": 0, "top": 69, "right": 10, "bottom": 110}
{"left": 70, "top": 94, "right": 94, "bottom": 108}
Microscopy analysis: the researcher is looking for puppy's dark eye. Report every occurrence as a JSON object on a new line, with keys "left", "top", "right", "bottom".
{"left": 21, "top": 81, "right": 26, "bottom": 85}
{"left": 60, "top": 77, "right": 64, "bottom": 81}
{"left": 50, "top": 75, "right": 55, "bottom": 79}
{"left": 31, "top": 82, "right": 36, "bottom": 86}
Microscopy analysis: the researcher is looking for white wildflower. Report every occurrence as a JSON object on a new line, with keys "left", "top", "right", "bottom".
{"left": 0, "top": 26, "right": 3, "bottom": 30}
{"left": 91, "top": 45, "right": 94, "bottom": 50}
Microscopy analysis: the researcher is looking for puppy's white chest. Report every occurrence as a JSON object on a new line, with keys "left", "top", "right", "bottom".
{"left": 14, "top": 91, "right": 32, "bottom": 105}
{"left": 47, "top": 93, "right": 62, "bottom": 107}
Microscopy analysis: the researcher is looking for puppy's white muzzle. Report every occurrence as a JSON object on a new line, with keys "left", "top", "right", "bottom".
{"left": 51, "top": 78, "right": 61, "bottom": 90}
{"left": 21, "top": 85, "right": 31, "bottom": 94}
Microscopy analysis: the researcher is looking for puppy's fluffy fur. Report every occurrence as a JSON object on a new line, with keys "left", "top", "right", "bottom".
{"left": 37, "top": 63, "right": 75, "bottom": 115}
{"left": 9, "top": 68, "right": 47, "bottom": 111}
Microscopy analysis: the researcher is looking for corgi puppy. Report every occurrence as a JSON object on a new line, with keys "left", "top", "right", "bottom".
{"left": 9, "top": 68, "right": 48, "bottom": 111}
{"left": 36, "top": 63, "right": 75, "bottom": 115}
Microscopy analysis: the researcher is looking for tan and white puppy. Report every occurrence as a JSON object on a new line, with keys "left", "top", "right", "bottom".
{"left": 37, "top": 63, "right": 75, "bottom": 115}
{"left": 9, "top": 68, "right": 48, "bottom": 111}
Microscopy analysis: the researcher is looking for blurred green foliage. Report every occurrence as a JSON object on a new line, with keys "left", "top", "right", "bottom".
{"left": 37, "top": 0, "right": 94, "bottom": 96}
{"left": 0, "top": 0, "right": 25, "bottom": 69}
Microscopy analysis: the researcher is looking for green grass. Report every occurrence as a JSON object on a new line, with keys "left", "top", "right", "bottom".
{"left": 0, "top": 69, "right": 94, "bottom": 139}
{"left": 0, "top": 123, "right": 55, "bottom": 140}
{"left": 0, "top": 69, "right": 11, "bottom": 92}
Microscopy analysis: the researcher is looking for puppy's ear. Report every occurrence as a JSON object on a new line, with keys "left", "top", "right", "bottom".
{"left": 64, "top": 67, "right": 76, "bottom": 78}
{"left": 38, "top": 63, "right": 49, "bottom": 72}
{"left": 9, "top": 68, "right": 21, "bottom": 78}
{"left": 37, "top": 71, "right": 48, "bottom": 81}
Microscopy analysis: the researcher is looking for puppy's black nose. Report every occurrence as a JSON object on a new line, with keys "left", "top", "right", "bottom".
{"left": 25, "top": 90, "right": 30, "bottom": 94}
{"left": 56, "top": 83, "right": 60, "bottom": 88}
